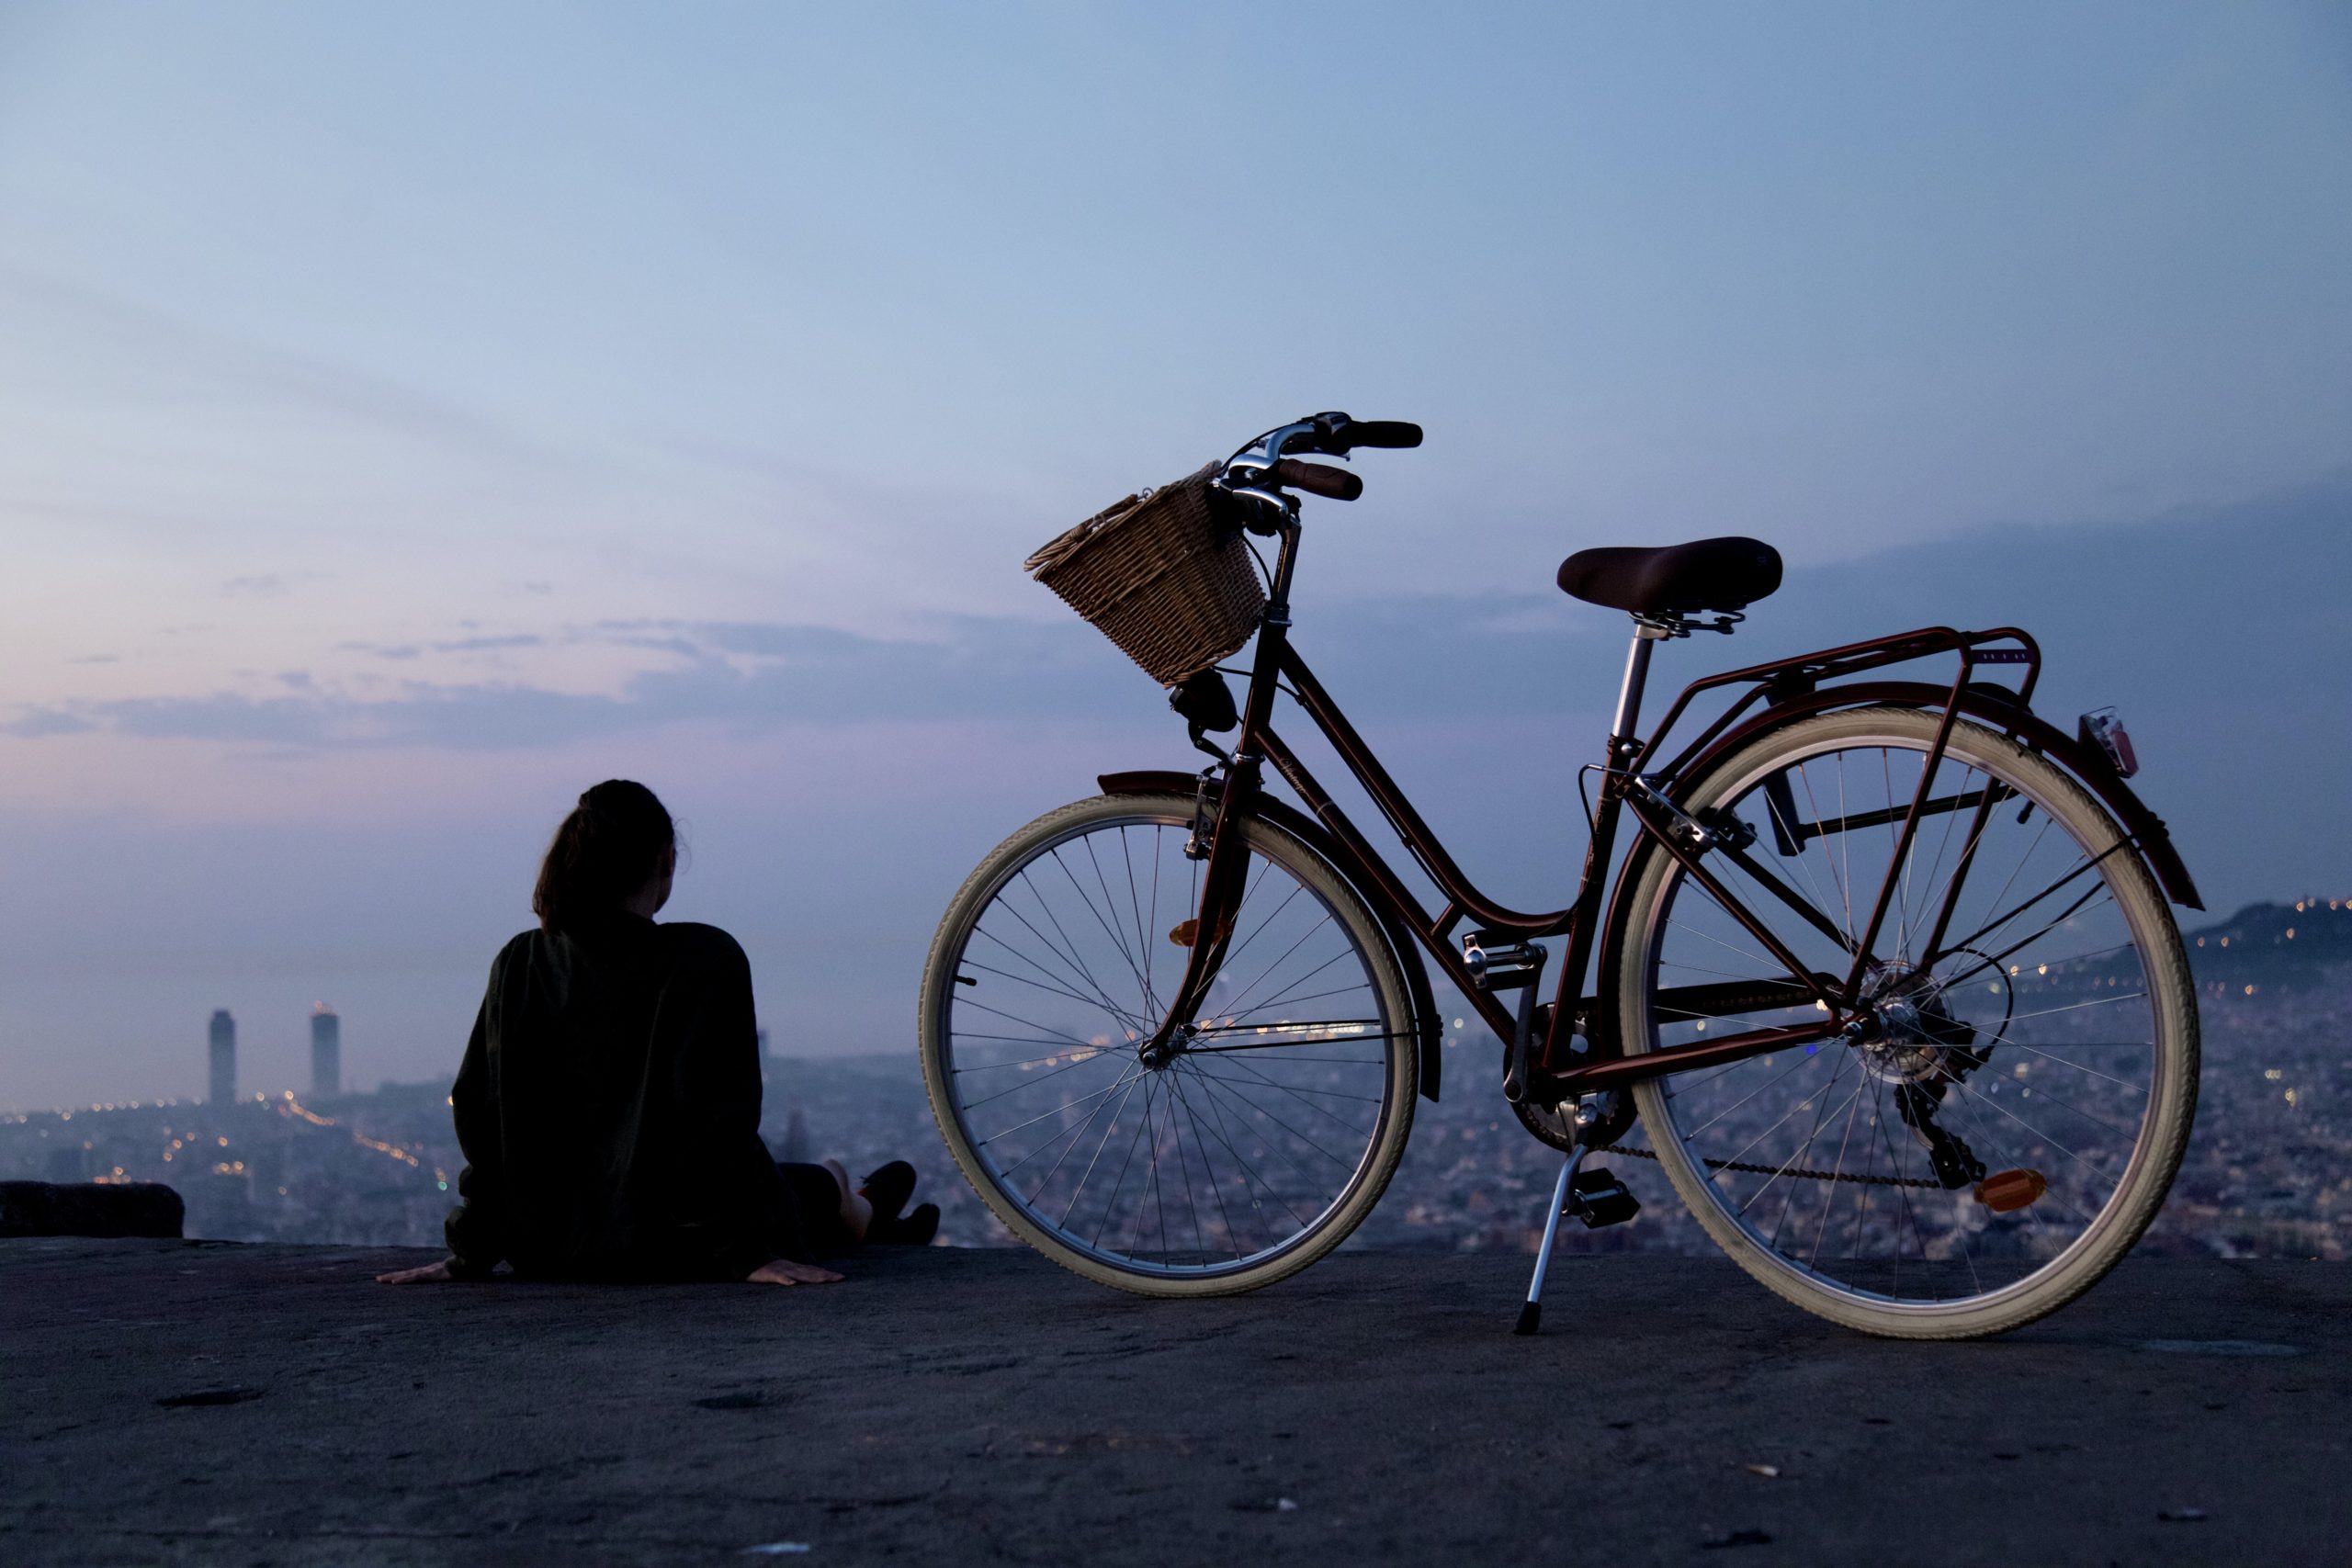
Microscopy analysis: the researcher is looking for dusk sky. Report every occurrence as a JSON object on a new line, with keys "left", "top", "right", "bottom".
{"left": 3, "top": 3, "right": 2348, "bottom": 1110}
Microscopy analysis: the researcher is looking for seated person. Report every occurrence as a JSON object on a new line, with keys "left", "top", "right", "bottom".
{"left": 379, "top": 779, "right": 933, "bottom": 1288}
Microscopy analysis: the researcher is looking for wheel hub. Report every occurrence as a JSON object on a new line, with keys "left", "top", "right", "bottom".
{"left": 1136, "top": 1024, "right": 1191, "bottom": 1070}
{"left": 1852, "top": 964, "right": 1962, "bottom": 1084}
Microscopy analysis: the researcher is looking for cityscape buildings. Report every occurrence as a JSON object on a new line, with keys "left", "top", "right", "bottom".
{"left": 2, "top": 900, "right": 2339, "bottom": 1261}
{"left": 207, "top": 1010, "right": 235, "bottom": 1107}
{"left": 310, "top": 1005, "right": 341, "bottom": 1100}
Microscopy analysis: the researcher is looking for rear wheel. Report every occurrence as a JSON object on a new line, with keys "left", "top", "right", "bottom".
{"left": 1612, "top": 707, "right": 2199, "bottom": 1338}
{"left": 920, "top": 792, "right": 1417, "bottom": 1296}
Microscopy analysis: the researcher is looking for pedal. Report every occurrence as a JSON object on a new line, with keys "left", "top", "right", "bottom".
{"left": 1568, "top": 1166, "right": 1641, "bottom": 1229}
{"left": 1464, "top": 931, "right": 1548, "bottom": 1104}
{"left": 1463, "top": 931, "right": 1544, "bottom": 991}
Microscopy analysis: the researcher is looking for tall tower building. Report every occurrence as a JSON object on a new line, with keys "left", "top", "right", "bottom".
{"left": 310, "top": 1004, "right": 341, "bottom": 1098}
{"left": 208, "top": 1009, "right": 236, "bottom": 1106}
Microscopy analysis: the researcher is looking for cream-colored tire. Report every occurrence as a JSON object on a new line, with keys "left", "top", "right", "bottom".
{"left": 920, "top": 792, "right": 1416, "bottom": 1297}
{"left": 1615, "top": 707, "right": 2198, "bottom": 1338}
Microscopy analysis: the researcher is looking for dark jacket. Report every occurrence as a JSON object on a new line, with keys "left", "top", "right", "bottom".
{"left": 443, "top": 914, "right": 810, "bottom": 1280}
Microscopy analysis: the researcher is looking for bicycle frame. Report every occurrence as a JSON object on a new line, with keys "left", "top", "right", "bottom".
{"left": 1139, "top": 514, "right": 2198, "bottom": 1106}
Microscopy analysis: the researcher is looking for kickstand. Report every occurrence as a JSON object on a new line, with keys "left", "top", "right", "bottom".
{"left": 1514, "top": 1141, "right": 1589, "bottom": 1337}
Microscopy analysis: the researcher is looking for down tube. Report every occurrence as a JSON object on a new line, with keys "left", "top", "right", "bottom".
{"left": 1255, "top": 722, "right": 1525, "bottom": 1046}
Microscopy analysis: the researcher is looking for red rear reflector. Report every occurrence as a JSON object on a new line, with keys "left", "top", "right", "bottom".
{"left": 1975, "top": 1168, "right": 2048, "bottom": 1213}
{"left": 2080, "top": 709, "right": 2139, "bottom": 778}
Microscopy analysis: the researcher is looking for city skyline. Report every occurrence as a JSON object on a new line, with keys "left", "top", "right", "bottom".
{"left": 10, "top": 891, "right": 2346, "bottom": 1118}
{"left": 3, "top": 5, "right": 2346, "bottom": 1106}
{"left": 6, "top": 900, "right": 2341, "bottom": 1262}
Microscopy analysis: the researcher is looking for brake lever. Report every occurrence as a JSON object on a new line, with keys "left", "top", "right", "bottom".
{"left": 1215, "top": 457, "right": 1301, "bottom": 535}
{"left": 1224, "top": 486, "right": 1295, "bottom": 536}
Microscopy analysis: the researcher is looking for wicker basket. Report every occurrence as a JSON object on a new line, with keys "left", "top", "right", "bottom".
{"left": 1024, "top": 462, "right": 1266, "bottom": 685}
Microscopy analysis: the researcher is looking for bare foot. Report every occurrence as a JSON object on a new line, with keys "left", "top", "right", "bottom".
{"left": 822, "top": 1157, "right": 873, "bottom": 1241}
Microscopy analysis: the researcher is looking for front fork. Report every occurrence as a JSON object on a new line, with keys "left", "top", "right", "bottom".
{"left": 1144, "top": 513, "right": 1305, "bottom": 1063}
{"left": 1141, "top": 750, "right": 1262, "bottom": 1063}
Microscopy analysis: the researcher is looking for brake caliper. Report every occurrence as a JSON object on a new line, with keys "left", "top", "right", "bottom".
{"left": 1183, "top": 766, "right": 1217, "bottom": 862}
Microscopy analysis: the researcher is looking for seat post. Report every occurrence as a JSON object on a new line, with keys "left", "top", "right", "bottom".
{"left": 1610, "top": 619, "right": 1668, "bottom": 744}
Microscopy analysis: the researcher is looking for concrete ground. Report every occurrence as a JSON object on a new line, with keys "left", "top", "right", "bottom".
{"left": 3, "top": 1238, "right": 2346, "bottom": 1567}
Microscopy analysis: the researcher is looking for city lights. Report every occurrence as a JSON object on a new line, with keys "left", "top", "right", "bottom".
{"left": 3, "top": 896, "right": 2344, "bottom": 1257}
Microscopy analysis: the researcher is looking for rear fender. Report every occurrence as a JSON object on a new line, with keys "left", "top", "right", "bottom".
{"left": 1096, "top": 770, "right": 1444, "bottom": 1101}
{"left": 1587, "top": 681, "right": 2200, "bottom": 1066}
{"left": 1663, "top": 681, "right": 2202, "bottom": 909}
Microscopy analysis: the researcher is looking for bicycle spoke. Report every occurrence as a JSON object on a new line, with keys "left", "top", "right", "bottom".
{"left": 1626, "top": 715, "right": 2188, "bottom": 1324}
{"left": 1002, "top": 1064, "right": 1148, "bottom": 1187}
{"left": 1226, "top": 956, "right": 1371, "bottom": 1022}
{"left": 958, "top": 1048, "right": 1125, "bottom": 1112}
{"left": 936, "top": 806, "right": 1406, "bottom": 1281}
{"left": 1181, "top": 1059, "right": 1361, "bottom": 1174}
{"left": 1174, "top": 1059, "right": 1314, "bottom": 1240}
{"left": 961, "top": 952, "right": 1144, "bottom": 1032}
{"left": 1216, "top": 911, "right": 1345, "bottom": 1020}
{"left": 1808, "top": 1075, "right": 1871, "bottom": 1269}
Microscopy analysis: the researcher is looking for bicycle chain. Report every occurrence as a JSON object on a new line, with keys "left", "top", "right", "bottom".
{"left": 1598, "top": 1144, "right": 1944, "bottom": 1190}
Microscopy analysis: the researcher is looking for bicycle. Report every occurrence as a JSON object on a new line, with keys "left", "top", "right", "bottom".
{"left": 920, "top": 412, "right": 2201, "bottom": 1339}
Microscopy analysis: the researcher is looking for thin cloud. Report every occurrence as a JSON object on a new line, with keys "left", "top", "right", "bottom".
{"left": 0, "top": 260, "right": 582, "bottom": 476}
{"left": 220, "top": 571, "right": 332, "bottom": 598}
{"left": 2, "top": 709, "right": 97, "bottom": 739}
{"left": 6, "top": 486, "right": 2342, "bottom": 757}
{"left": 431, "top": 635, "right": 543, "bottom": 653}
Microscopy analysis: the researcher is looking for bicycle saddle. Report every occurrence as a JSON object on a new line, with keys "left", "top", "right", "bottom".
{"left": 1557, "top": 536, "right": 1782, "bottom": 615}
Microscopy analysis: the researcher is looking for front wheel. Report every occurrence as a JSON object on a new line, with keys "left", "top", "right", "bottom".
{"left": 1612, "top": 706, "right": 2199, "bottom": 1338}
{"left": 919, "top": 792, "right": 1417, "bottom": 1296}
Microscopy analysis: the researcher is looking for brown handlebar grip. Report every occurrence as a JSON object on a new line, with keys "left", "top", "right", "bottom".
{"left": 1271, "top": 458, "right": 1363, "bottom": 501}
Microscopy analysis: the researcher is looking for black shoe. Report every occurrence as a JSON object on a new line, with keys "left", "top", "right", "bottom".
{"left": 858, "top": 1161, "right": 916, "bottom": 1225}
{"left": 868, "top": 1202, "right": 938, "bottom": 1247}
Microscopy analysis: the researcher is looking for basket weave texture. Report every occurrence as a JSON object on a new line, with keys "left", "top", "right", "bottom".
{"left": 1024, "top": 462, "right": 1265, "bottom": 685}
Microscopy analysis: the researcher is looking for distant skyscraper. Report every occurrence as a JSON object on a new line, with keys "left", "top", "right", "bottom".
{"left": 208, "top": 1009, "right": 236, "bottom": 1106}
{"left": 310, "top": 1004, "right": 341, "bottom": 1098}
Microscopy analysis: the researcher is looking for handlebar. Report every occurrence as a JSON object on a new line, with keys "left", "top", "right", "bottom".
{"left": 1334, "top": 420, "right": 1421, "bottom": 451}
{"left": 1215, "top": 411, "right": 1419, "bottom": 520}
{"left": 1270, "top": 412, "right": 1423, "bottom": 457}
{"left": 1270, "top": 458, "right": 1363, "bottom": 501}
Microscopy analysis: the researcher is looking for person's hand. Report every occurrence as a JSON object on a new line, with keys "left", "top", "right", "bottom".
{"left": 747, "top": 1258, "right": 843, "bottom": 1286}
{"left": 376, "top": 1259, "right": 458, "bottom": 1285}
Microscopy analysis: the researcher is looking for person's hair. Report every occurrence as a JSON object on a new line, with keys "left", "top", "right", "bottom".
{"left": 533, "top": 780, "right": 675, "bottom": 932}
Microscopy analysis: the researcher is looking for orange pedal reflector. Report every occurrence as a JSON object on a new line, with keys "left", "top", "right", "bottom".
{"left": 1169, "top": 919, "right": 1199, "bottom": 947}
{"left": 1974, "top": 1168, "right": 2048, "bottom": 1213}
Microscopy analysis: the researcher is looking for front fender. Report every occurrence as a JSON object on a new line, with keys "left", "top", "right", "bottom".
{"left": 1096, "top": 770, "right": 1444, "bottom": 1102}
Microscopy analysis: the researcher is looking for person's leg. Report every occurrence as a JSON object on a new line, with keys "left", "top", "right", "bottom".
{"left": 859, "top": 1161, "right": 917, "bottom": 1225}
{"left": 777, "top": 1160, "right": 865, "bottom": 1250}
{"left": 820, "top": 1158, "right": 874, "bottom": 1241}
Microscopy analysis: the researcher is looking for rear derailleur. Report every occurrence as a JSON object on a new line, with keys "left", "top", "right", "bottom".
{"left": 1886, "top": 1001, "right": 1995, "bottom": 1190}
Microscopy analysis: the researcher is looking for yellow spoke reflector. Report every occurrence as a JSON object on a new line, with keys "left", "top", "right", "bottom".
{"left": 1974, "top": 1168, "right": 2049, "bottom": 1213}
{"left": 1169, "top": 919, "right": 1199, "bottom": 946}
